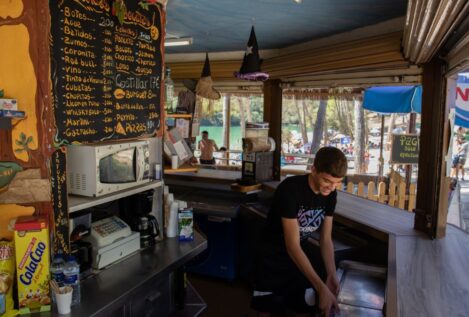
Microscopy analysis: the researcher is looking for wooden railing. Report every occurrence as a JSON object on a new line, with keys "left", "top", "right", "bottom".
{"left": 337, "top": 180, "right": 416, "bottom": 212}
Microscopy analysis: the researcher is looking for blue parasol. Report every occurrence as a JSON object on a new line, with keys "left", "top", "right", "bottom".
{"left": 363, "top": 85, "right": 422, "bottom": 114}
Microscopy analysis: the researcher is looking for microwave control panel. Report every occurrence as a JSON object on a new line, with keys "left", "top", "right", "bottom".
{"left": 142, "top": 144, "right": 150, "bottom": 180}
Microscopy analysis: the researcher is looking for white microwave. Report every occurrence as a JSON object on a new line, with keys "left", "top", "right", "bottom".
{"left": 67, "top": 140, "right": 151, "bottom": 197}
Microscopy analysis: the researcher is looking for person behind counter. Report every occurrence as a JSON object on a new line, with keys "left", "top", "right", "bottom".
{"left": 198, "top": 130, "right": 219, "bottom": 165}
{"left": 251, "top": 146, "right": 347, "bottom": 317}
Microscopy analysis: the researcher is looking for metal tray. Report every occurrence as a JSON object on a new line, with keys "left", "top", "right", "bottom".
{"left": 337, "top": 304, "right": 384, "bottom": 317}
{"left": 335, "top": 260, "right": 387, "bottom": 316}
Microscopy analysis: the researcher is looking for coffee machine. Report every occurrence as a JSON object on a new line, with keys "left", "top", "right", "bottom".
{"left": 137, "top": 215, "right": 159, "bottom": 248}
{"left": 119, "top": 190, "right": 159, "bottom": 248}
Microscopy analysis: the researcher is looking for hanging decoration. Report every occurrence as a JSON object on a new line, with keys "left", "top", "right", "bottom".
{"left": 195, "top": 53, "right": 221, "bottom": 100}
{"left": 234, "top": 26, "right": 269, "bottom": 81}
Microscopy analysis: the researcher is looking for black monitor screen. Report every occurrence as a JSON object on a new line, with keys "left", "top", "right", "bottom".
{"left": 99, "top": 148, "right": 136, "bottom": 183}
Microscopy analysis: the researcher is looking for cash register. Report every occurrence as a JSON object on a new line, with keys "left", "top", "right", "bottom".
{"left": 85, "top": 216, "right": 140, "bottom": 269}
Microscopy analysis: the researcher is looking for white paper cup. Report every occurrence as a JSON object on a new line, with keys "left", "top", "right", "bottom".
{"left": 55, "top": 286, "right": 73, "bottom": 314}
{"left": 171, "top": 155, "right": 178, "bottom": 169}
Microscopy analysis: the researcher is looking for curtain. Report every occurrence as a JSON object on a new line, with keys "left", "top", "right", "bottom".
{"left": 403, "top": 0, "right": 469, "bottom": 64}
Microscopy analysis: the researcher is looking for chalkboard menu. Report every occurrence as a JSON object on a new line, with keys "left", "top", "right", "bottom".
{"left": 390, "top": 134, "right": 419, "bottom": 164}
{"left": 50, "top": 0, "right": 163, "bottom": 143}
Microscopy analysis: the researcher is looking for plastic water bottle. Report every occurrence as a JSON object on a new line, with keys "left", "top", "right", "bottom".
{"left": 50, "top": 254, "right": 65, "bottom": 302}
{"left": 51, "top": 254, "right": 65, "bottom": 285}
{"left": 63, "top": 255, "right": 81, "bottom": 306}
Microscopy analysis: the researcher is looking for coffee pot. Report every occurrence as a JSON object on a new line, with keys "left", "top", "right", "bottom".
{"left": 138, "top": 214, "right": 159, "bottom": 248}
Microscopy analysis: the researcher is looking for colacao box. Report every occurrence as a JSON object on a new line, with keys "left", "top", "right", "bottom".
{"left": 14, "top": 216, "right": 51, "bottom": 314}
{"left": 0, "top": 99, "right": 17, "bottom": 111}
{"left": 178, "top": 208, "right": 194, "bottom": 241}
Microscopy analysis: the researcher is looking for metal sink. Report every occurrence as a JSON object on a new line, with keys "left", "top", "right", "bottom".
{"left": 335, "top": 260, "right": 387, "bottom": 317}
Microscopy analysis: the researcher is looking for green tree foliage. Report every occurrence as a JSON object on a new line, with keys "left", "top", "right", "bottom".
{"left": 199, "top": 95, "right": 264, "bottom": 126}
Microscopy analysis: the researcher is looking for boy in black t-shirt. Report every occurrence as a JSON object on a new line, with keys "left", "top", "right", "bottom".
{"left": 251, "top": 147, "right": 347, "bottom": 317}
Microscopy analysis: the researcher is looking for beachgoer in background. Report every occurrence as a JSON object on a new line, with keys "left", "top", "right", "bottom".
{"left": 198, "top": 131, "right": 219, "bottom": 165}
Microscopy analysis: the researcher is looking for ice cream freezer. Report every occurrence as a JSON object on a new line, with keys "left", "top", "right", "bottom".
{"left": 335, "top": 260, "right": 387, "bottom": 317}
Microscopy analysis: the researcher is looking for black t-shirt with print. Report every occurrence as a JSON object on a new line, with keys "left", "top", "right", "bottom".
{"left": 255, "top": 175, "right": 336, "bottom": 291}
{"left": 264, "top": 174, "right": 336, "bottom": 243}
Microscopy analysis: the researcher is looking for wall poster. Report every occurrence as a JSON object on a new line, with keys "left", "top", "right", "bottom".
{"left": 50, "top": 0, "right": 163, "bottom": 143}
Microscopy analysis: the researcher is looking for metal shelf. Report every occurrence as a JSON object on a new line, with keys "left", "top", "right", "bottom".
{"left": 68, "top": 180, "right": 163, "bottom": 213}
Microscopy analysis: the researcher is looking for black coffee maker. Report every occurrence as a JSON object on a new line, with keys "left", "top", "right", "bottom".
{"left": 137, "top": 215, "right": 159, "bottom": 248}
{"left": 119, "top": 190, "right": 160, "bottom": 248}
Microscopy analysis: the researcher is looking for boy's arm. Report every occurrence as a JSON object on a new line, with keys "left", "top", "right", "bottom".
{"left": 282, "top": 218, "right": 338, "bottom": 315}
{"left": 320, "top": 216, "right": 339, "bottom": 295}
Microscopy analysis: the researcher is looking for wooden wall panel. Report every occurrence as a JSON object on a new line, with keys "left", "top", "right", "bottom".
{"left": 0, "top": 0, "right": 52, "bottom": 238}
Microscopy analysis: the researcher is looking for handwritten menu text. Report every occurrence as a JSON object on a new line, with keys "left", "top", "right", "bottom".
{"left": 50, "top": 0, "right": 162, "bottom": 142}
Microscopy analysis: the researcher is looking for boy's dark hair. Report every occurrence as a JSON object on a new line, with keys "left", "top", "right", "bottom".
{"left": 313, "top": 147, "right": 347, "bottom": 178}
{"left": 202, "top": 131, "right": 208, "bottom": 134}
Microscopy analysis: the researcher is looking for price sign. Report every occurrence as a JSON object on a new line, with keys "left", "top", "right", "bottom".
{"left": 390, "top": 134, "right": 419, "bottom": 164}
{"left": 50, "top": 0, "right": 163, "bottom": 142}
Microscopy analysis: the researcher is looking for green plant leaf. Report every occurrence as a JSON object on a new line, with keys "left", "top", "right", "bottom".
{"left": 20, "top": 132, "right": 26, "bottom": 142}
{"left": 15, "top": 140, "right": 23, "bottom": 146}
{"left": 14, "top": 148, "right": 24, "bottom": 153}
{"left": 26, "top": 136, "right": 33, "bottom": 144}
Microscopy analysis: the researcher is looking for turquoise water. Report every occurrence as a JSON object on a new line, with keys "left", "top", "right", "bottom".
{"left": 197, "top": 124, "right": 301, "bottom": 150}
{"left": 196, "top": 126, "right": 243, "bottom": 150}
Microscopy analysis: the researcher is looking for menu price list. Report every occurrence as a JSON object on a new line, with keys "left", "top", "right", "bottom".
{"left": 50, "top": 0, "right": 162, "bottom": 143}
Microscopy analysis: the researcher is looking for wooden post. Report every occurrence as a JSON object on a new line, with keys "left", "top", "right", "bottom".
{"left": 405, "top": 113, "right": 417, "bottom": 193}
{"left": 264, "top": 80, "right": 282, "bottom": 180}
{"left": 222, "top": 94, "right": 231, "bottom": 149}
{"left": 347, "top": 181, "right": 354, "bottom": 194}
{"left": 378, "top": 115, "right": 385, "bottom": 177}
{"left": 415, "top": 57, "right": 448, "bottom": 238}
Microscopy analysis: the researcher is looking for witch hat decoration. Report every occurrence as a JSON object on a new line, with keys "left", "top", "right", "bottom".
{"left": 234, "top": 26, "right": 269, "bottom": 81}
{"left": 196, "top": 53, "right": 221, "bottom": 100}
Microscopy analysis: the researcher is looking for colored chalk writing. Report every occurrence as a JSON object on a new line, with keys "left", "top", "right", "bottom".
{"left": 390, "top": 134, "right": 419, "bottom": 164}
{"left": 50, "top": 0, "right": 162, "bottom": 142}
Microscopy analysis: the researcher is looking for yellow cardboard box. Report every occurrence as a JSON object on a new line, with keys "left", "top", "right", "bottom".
{"left": 14, "top": 216, "right": 50, "bottom": 314}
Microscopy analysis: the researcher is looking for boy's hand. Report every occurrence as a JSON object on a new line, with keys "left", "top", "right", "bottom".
{"left": 326, "top": 274, "right": 340, "bottom": 296}
{"left": 318, "top": 284, "right": 339, "bottom": 317}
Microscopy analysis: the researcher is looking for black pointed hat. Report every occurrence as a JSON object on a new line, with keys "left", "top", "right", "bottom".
{"left": 234, "top": 26, "right": 269, "bottom": 81}
{"left": 196, "top": 53, "right": 221, "bottom": 100}
{"left": 201, "top": 53, "right": 211, "bottom": 77}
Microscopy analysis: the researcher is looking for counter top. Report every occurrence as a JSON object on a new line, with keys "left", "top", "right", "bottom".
{"left": 335, "top": 191, "right": 418, "bottom": 240}
{"left": 35, "top": 232, "right": 207, "bottom": 317}
{"left": 335, "top": 192, "right": 469, "bottom": 317}
{"left": 393, "top": 226, "right": 469, "bottom": 317}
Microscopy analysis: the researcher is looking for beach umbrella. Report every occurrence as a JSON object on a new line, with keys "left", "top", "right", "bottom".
{"left": 363, "top": 85, "right": 422, "bottom": 114}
